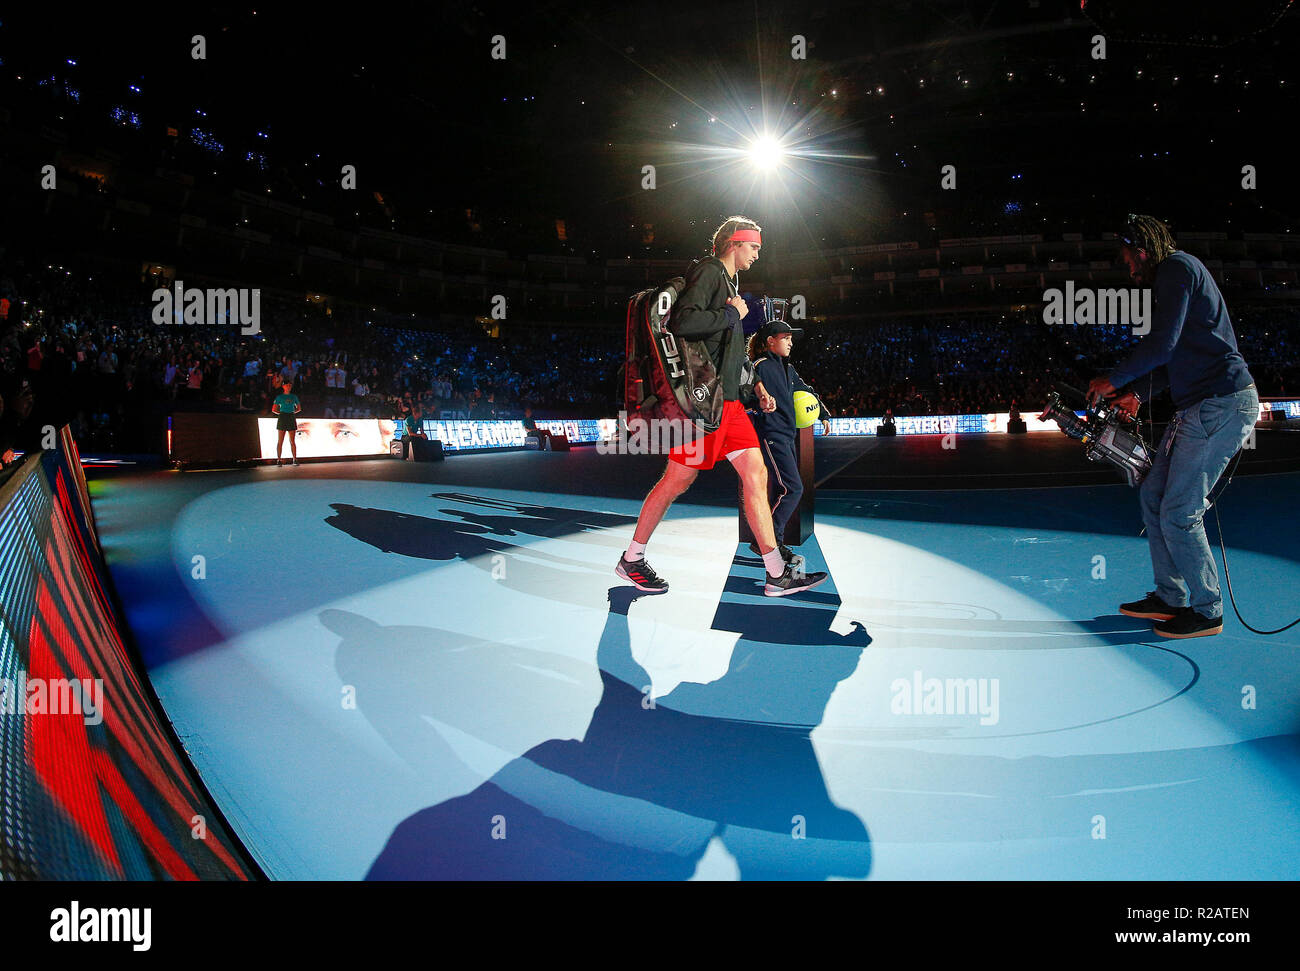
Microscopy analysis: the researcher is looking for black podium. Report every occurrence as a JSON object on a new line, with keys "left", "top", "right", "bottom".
{"left": 738, "top": 424, "right": 815, "bottom": 547}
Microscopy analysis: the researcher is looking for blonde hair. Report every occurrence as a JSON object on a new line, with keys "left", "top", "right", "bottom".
{"left": 711, "top": 215, "right": 762, "bottom": 257}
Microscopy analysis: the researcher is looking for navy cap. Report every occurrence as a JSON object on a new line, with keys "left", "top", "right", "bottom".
{"left": 757, "top": 320, "right": 804, "bottom": 342}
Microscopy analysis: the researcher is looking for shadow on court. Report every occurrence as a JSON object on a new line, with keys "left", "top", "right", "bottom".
{"left": 360, "top": 581, "right": 873, "bottom": 880}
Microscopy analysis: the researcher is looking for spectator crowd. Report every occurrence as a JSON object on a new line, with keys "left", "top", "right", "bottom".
{"left": 0, "top": 259, "right": 623, "bottom": 462}
{"left": 4, "top": 257, "right": 1299, "bottom": 477}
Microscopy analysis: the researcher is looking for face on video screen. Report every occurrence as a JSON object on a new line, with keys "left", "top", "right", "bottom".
{"left": 258, "top": 419, "right": 395, "bottom": 458}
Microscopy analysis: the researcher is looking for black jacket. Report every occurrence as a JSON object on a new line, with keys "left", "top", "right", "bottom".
{"left": 669, "top": 257, "right": 746, "bottom": 401}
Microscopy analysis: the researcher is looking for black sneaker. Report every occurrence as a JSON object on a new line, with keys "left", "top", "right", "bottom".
{"left": 764, "top": 564, "right": 828, "bottom": 597}
{"left": 748, "top": 542, "right": 798, "bottom": 565}
{"left": 615, "top": 554, "right": 669, "bottom": 593}
{"left": 1154, "top": 608, "right": 1223, "bottom": 639}
{"left": 1119, "top": 591, "right": 1179, "bottom": 621}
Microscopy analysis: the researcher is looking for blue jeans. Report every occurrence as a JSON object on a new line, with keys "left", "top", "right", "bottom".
{"left": 1139, "top": 386, "right": 1259, "bottom": 619}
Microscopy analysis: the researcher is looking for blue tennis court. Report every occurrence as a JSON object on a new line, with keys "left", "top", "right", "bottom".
{"left": 87, "top": 442, "right": 1300, "bottom": 880}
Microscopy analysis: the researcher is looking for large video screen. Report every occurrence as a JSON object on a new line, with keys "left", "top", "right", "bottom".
{"left": 533, "top": 419, "right": 614, "bottom": 444}
{"left": 0, "top": 430, "right": 257, "bottom": 879}
{"left": 397, "top": 418, "right": 614, "bottom": 452}
{"left": 374, "top": 401, "right": 1297, "bottom": 458}
{"left": 257, "top": 418, "right": 397, "bottom": 459}
{"left": 1262, "top": 399, "right": 1300, "bottom": 419}
{"left": 821, "top": 412, "right": 1059, "bottom": 436}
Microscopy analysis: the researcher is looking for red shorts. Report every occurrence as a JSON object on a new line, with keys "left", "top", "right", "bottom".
{"left": 668, "top": 399, "right": 760, "bottom": 470}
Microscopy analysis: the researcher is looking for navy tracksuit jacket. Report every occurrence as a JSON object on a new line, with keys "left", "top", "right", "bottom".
{"left": 750, "top": 354, "right": 825, "bottom": 543}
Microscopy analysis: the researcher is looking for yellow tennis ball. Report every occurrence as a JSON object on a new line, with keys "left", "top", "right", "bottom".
{"left": 793, "top": 390, "right": 820, "bottom": 428}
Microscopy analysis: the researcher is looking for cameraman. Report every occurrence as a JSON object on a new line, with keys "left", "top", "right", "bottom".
{"left": 1088, "top": 215, "right": 1258, "bottom": 639}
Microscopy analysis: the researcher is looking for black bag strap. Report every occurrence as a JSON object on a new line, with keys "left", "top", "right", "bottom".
{"left": 690, "top": 256, "right": 739, "bottom": 298}
{"left": 682, "top": 256, "right": 740, "bottom": 373}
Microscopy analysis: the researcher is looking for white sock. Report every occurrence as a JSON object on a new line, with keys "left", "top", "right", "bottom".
{"left": 625, "top": 540, "right": 647, "bottom": 562}
{"left": 761, "top": 548, "right": 785, "bottom": 578}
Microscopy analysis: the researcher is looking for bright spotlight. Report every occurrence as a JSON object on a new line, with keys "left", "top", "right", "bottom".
{"left": 748, "top": 134, "right": 785, "bottom": 171}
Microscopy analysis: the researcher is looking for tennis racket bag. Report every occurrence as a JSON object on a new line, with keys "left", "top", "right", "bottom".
{"left": 624, "top": 276, "right": 726, "bottom": 446}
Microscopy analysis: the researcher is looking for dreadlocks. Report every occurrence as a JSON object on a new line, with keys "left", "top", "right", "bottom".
{"left": 1128, "top": 214, "right": 1177, "bottom": 264}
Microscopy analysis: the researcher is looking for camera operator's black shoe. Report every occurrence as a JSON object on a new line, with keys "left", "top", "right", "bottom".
{"left": 764, "top": 564, "right": 828, "bottom": 597}
{"left": 1154, "top": 608, "right": 1223, "bottom": 639}
{"left": 748, "top": 542, "right": 798, "bottom": 565}
{"left": 615, "top": 555, "right": 669, "bottom": 593}
{"left": 1119, "top": 591, "right": 1179, "bottom": 621}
